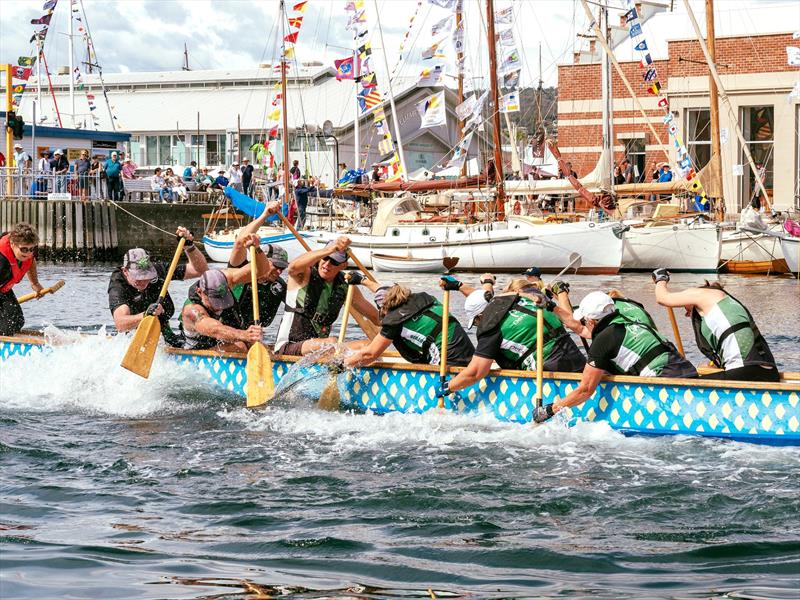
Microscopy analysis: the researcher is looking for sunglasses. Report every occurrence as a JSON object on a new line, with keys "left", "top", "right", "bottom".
{"left": 17, "top": 245, "right": 36, "bottom": 253}
{"left": 323, "top": 256, "right": 344, "bottom": 266}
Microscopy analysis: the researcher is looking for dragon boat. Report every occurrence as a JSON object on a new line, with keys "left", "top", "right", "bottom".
{"left": 2, "top": 332, "right": 799, "bottom": 446}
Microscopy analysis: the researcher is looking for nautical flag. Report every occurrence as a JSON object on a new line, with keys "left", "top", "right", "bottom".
{"left": 680, "top": 157, "right": 692, "bottom": 169}
{"left": 283, "top": 46, "right": 295, "bottom": 59}
{"left": 18, "top": 56, "right": 36, "bottom": 67}
{"left": 288, "top": 16, "right": 304, "bottom": 28}
{"left": 334, "top": 56, "right": 357, "bottom": 80}
{"left": 431, "top": 15, "right": 453, "bottom": 37}
{"left": 668, "top": 123, "right": 677, "bottom": 134}
{"left": 663, "top": 113, "right": 674, "bottom": 124}
{"left": 427, "top": 0, "right": 456, "bottom": 8}
{"left": 417, "top": 90, "right": 446, "bottom": 128}
{"left": 640, "top": 53, "right": 653, "bottom": 67}
{"left": 422, "top": 41, "right": 445, "bottom": 60}
{"left": 447, "top": 130, "right": 473, "bottom": 169}
{"left": 455, "top": 94, "right": 476, "bottom": 121}
{"left": 634, "top": 41, "right": 648, "bottom": 52}
{"left": 31, "top": 13, "right": 53, "bottom": 25}
{"left": 623, "top": 8, "right": 637, "bottom": 22}
{"left": 267, "top": 109, "right": 281, "bottom": 122}
{"left": 357, "top": 41, "right": 371, "bottom": 58}
{"left": 629, "top": 23, "right": 642, "bottom": 38}
{"left": 30, "top": 29, "right": 47, "bottom": 43}
{"left": 12, "top": 67, "right": 32, "bottom": 80}
{"left": 658, "top": 97, "right": 669, "bottom": 108}
{"left": 452, "top": 25, "right": 465, "bottom": 54}
{"left": 647, "top": 81, "right": 661, "bottom": 95}
{"left": 42, "top": 0, "right": 56, "bottom": 10}
{"left": 378, "top": 135, "right": 394, "bottom": 156}
{"left": 500, "top": 49, "right": 521, "bottom": 74}
{"left": 358, "top": 87, "right": 382, "bottom": 112}
{"left": 283, "top": 31, "right": 299, "bottom": 43}
{"left": 503, "top": 69, "right": 521, "bottom": 89}
{"left": 464, "top": 89, "right": 489, "bottom": 130}
{"left": 293, "top": 1, "right": 308, "bottom": 12}
{"left": 418, "top": 64, "right": 444, "bottom": 86}
{"left": 494, "top": 6, "right": 513, "bottom": 24}
{"left": 643, "top": 68, "right": 657, "bottom": 81}
{"left": 500, "top": 90, "right": 520, "bottom": 113}
{"left": 360, "top": 71, "right": 377, "bottom": 88}
{"left": 496, "top": 28, "right": 515, "bottom": 46}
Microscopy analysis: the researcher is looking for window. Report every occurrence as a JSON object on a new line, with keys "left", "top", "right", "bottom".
{"left": 206, "top": 134, "right": 226, "bottom": 166}
{"left": 145, "top": 135, "right": 158, "bottom": 166}
{"left": 620, "top": 138, "right": 646, "bottom": 182}
{"left": 686, "top": 108, "right": 711, "bottom": 170}
{"left": 189, "top": 134, "right": 206, "bottom": 166}
{"left": 739, "top": 106, "right": 774, "bottom": 211}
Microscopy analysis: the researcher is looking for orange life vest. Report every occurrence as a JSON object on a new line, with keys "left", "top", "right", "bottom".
{"left": 0, "top": 234, "right": 33, "bottom": 294}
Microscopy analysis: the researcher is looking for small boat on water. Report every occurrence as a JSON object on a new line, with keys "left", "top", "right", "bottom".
{"left": 719, "top": 224, "right": 789, "bottom": 275}
{"left": 782, "top": 236, "right": 799, "bottom": 275}
{"left": 202, "top": 227, "right": 312, "bottom": 264}
{"left": 3, "top": 332, "right": 798, "bottom": 446}
{"left": 372, "top": 253, "right": 458, "bottom": 273}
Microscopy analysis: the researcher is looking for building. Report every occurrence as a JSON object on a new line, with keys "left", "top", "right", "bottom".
{"left": 557, "top": 1, "right": 800, "bottom": 212}
{"left": 15, "top": 64, "right": 479, "bottom": 187}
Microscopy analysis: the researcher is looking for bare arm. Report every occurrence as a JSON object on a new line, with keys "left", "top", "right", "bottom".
{"left": 183, "top": 304, "right": 253, "bottom": 343}
{"left": 654, "top": 282, "right": 706, "bottom": 310}
{"left": 183, "top": 245, "right": 209, "bottom": 279}
{"left": 113, "top": 304, "right": 146, "bottom": 332}
{"left": 448, "top": 355, "right": 493, "bottom": 392}
{"left": 26, "top": 258, "right": 43, "bottom": 293}
{"left": 350, "top": 286, "right": 380, "bottom": 324}
{"left": 552, "top": 364, "right": 605, "bottom": 412}
{"left": 225, "top": 263, "right": 258, "bottom": 287}
{"left": 228, "top": 202, "right": 281, "bottom": 266}
{"left": 344, "top": 334, "right": 393, "bottom": 367}
{"left": 287, "top": 246, "right": 334, "bottom": 282}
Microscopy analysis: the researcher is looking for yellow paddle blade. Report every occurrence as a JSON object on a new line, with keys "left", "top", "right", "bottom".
{"left": 317, "top": 376, "right": 341, "bottom": 411}
{"left": 120, "top": 315, "right": 162, "bottom": 379}
{"left": 245, "top": 342, "right": 275, "bottom": 408}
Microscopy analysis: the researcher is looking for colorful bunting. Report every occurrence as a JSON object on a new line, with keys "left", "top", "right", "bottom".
{"left": 500, "top": 90, "right": 520, "bottom": 113}
{"left": 334, "top": 56, "right": 357, "bottom": 80}
{"left": 418, "top": 64, "right": 445, "bottom": 86}
{"left": 283, "top": 31, "right": 299, "bottom": 44}
{"left": 31, "top": 13, "right": 53, "bottom": 25}
{"left": 417, "top": 90, "right": 446, "bottom": 129}
{"left": 629, "top": 23, "right": 642, "bottom": 38}
{"left": 494, "top": 6, "right": 513, "bottom": 25}
{"left": 623, "top": 8, "right": 637, "bottom": 22}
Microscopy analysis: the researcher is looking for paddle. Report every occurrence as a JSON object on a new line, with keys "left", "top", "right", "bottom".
{"left": 666, "top": 307, "right": 686, "bottom": 357}
{"left": 555, "top": 252, "right": 582, "bottom": 279}
{"left": 17, "top": 279, "right": 65, "bottom": 304}
{"left": 245, "top": 245, "right": 276, "bottom": 408}
{"left": 277, "top": 211, "right": 379, "bottom": 339}
{"left": 317, "top": 282, "right": 356, "bottom": 411}
{"left": 120, "top": 238, "right": 185, "bottom": 378}
{"left": 534, "top": 306, "right": 545, "bottom": 408}
{"left": 437, "top": 289, "right": 450, "bottom": 409}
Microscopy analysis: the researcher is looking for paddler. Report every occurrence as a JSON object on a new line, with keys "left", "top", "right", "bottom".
{"left": 343, "top": 275, "right": 474, "bottom": 368}
{"left": 179, "top": 251, "right": 266, "bottom": 352}
{"left": 0, "top": 223, "right": 45, "bottom": 336}
{"left": 226, "top": 201, "right": 287, "bottom": 328}
{"left": 440, "top": 277, "right": 586, "bottom": 401}
{"left": 552, "top": 282, "right": 659, "bottom": 336}
{"left": 273, "top": 236, "right": 380, "bottom": 356}
{"left": 108, "top": 227, "right": 207, "bottom": 346}
{"left": 532, "top": 291, "right": 697, "bottom": 424}
{"left": 652, "top": 268, "right": 779, "bottom": 382}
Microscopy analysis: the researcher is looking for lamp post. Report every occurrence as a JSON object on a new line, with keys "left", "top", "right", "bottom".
{"left": 322, "top": 120, "right": 339, "bottom": 187}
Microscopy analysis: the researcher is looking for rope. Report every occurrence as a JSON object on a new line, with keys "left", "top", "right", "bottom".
{"left": 104, "top": 198, "right": 212, "bottom": 247}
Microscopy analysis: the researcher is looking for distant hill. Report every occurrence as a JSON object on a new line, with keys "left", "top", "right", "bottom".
{"left": 504, "top": 86, "right": 559, "bottom": 143}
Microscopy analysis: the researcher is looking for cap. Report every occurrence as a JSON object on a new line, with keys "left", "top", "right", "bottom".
{"left": 54, "top": 149, "right": 63, "bottom": 155}
{"left": 573, "top": 291, "right": 615, "bottom": 322}
{"left": 14, "top": 143, "right": 22, "bottom": 149}
{"left": 464, "top": 289, "right": 490, "bottom": 329}
{"left": 124, "top": 157, "right": 131, "bottom": 162}
{"left": 198, "top": 270, "right": 234, "bottom": 312}
{"left": 524, "top": 266, "right": 542, "bottom": 278}
{"left": 373, "top": 285, "right": 392, "bottom": 310}
{"left": 232, "top": 161, "right": 239, "bottom": 166}
{"left": 242, "top": 157, "right": 249, "bottom": 162}
{"left": 264, "top": 243, "right": 289, "bottom": 269}
{"left": 123, "top": 248, "right": 157, "bottom": 280}
{"left": 218, "top": 169, "right": 225, "bottom": 174}
{"left": 324, "top": 241, "right": 348, "bottom": 265}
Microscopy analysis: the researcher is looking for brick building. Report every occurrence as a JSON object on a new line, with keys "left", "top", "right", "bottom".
{"left": 557, "top": 2, "right": 799, "bottom": 213}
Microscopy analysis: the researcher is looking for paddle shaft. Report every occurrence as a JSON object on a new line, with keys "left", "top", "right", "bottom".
{"left": 249, "top": 246, "right": 260, "bottom": 324}
{"left": 17, "top": 280, "right": 65, "bottom": 304}
{"left": 158, "top": 238, "right": 186, "bottom": 301}
{"left": 667, "top": 306, "right": 686, "bottom": 357}
{"left": 553, "top": 253, "right": 582, "bottom": 280}
{"left": 535, "top": 307, "right": 544, "bottom": 408}
{"left": 437, "top": 289, "right": 450, "bottom": 408}
{"left": 338, "top": 285, "right": 355, "bottom": 344}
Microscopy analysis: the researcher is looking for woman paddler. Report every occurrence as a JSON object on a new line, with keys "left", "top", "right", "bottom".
{"left": 652, "top": 268, "right": 779, "bottom": 382}
{"left": 343, "top": 275, "right": 474, "bottom": 368}
{"left": 0, "top": 223, "right": 44, "bottom": 336}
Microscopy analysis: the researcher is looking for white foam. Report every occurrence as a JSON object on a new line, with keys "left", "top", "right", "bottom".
{"left": 0, "top": 327, "right": 212, "bottom": 417}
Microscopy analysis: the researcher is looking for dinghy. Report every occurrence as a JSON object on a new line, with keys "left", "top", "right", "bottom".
{"left": 372, "top": 253, "right": 459, "bottom": 273}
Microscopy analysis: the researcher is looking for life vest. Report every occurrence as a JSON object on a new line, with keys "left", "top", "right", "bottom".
{"left": 179, "top": 282, "right": 244, "bottom": 350}
{"left": 477, "top": 294, "right": 567, "bottom": 370}
{"left": 690, "top": 291, "right": 775, "bottom": 370}
{"left": 381, "top": 292, "right": 448, "bottom": 364}
{"left": 602, "top": 312, "right": 675, "bottom": 376}
{"left": 231, "top": 278, "right": 286, "bottom": 328}
{"left": 612, "top": 297, "right": 657, "bottom": 329}
{"left": 0, "top": 234, "right": 33, "bottom": 294}
{"left": 281, "top": 266, "right": 348, "bottom": 339}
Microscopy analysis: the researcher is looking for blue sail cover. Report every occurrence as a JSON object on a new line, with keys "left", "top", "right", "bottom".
{"left": 223, "top": 186, "right": 284, "bottom": 222}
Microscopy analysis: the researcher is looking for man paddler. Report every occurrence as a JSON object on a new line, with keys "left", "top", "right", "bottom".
{"left": 108, "top": 227, "right": 207, "bottom": 345}
{"left": 0, "top": 223, "right": 45, "bottom": 336}
{"left": 343, "top": 275, "right": 474, "bottom": 368}
{"left": 226, "top": 201, "right": 287, "bottom": 328}
{"left": 440, "top": 277, "right": 586, "bottom": 400}
{"left": 180, "top": 255, "right": 266, "bottom": 353}
{"left": 652, "top": 269, "right": 778, "bottom": 382}
{"left": 532, "top": 291, "right": 697, "bottom": 424}
{"left": 273, "top": 236, "right": 380, "bottom": 356}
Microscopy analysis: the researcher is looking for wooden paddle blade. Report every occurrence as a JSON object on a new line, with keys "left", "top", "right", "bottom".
{"left": 50, "top": 279, "right": 66, "bottom": 293}
{"left": 317, "top": 376, "right": 341, "bottom": 411}
{"left": 245, "top": 342, "right": 275, "bottom": 408}
{"left": 120, "top": 315, "right": 162, "bottom": 379}
{"left": 442, "top": 256, "right": 459, "bottom": 271}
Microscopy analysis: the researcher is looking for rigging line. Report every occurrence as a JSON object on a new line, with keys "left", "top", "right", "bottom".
{"left": 78, "top": 0, "right": 115, "bottom": 131}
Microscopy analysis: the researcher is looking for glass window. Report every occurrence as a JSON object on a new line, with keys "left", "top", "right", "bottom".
{"left": 158, "top": 135, "right": 172, "bottom": 165}
{"left": 740, "top": 106, "right": 774, "bottom": 210}
{"left": 620, "top": 138, "right": 646, "bottom": 182}
{"left": 145, "top": 135, "right": 158, "bottom": 166}
{"left": 686, "top": 108, "right": 711, "bottom": 170}
{"left": 205, "top": 134, "right": 227, "bottom": 166}
{"left": 172, "top": 135, "right": 186, "bottom": 166}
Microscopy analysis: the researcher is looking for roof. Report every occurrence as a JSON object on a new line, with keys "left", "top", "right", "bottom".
{"left": 0, "top": 111, "right": 129, "bottom": 141}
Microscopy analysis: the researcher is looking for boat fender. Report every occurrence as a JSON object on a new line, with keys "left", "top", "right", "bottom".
{"left": 476, "top": 294, "right": 518, "bottom": 335}
{"left": 381, "top": 292, "right": 436, "bottom": 327}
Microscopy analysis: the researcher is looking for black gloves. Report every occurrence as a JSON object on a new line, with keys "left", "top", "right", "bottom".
{"left": 145, "top": 302, "right": 161, "bottom": 316}
{"left": 551, "top": 280, "right": 570, "bottom": 295}
{"left": 346, "top": 272, "right": 364, "bottom": 286}
{"left": 652, "top": 268, "right": 670, "bottom": 284}
{"left": 440, "top": 275, "right": 463, "bottom": 291}
{"left": 533, "top": 404, "right": 556, "bottom": 424}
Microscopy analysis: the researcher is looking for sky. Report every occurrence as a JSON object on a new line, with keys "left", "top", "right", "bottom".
{"left": 0, "top": 0, "right": 582, "bottom": 88}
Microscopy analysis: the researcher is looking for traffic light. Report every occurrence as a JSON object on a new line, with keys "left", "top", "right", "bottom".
{"left": 9, "top": 112, "right": 25, "bottom": 140}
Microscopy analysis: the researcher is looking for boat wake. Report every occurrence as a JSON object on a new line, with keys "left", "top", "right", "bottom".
{"left": 0, "top": 326, "right": 222, "bottom": 417}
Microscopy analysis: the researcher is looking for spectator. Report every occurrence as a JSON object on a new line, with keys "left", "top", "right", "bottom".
{"left": 36, "top": 150, "right": 51, "bottom": 196}
{"left": 164, "top": 167, "right": 187, "bottom": 202}
{"left": 50, "top": 149, "right": 69, "bottom": 194}
{"left": 103, "top": 151, "right": 123, "bottom": 201}
{"left": 75, "top": 150, "right": 91, "bottom": 203}
{"left": 289, "top": 159, "right": 301, "bottom": 181}
{"left": 151, "top": 167, "right": 172, "bottom": 203}
{"left": 338, "top": 162, "right": 348, "bottom": 180}
{"left": 613, "top": 165, "right": 625, "bottom": 186}
{"left": 371, "top": 164, "right": 382, "bottom": 183}
{"left": 658, "top": 163, "right": 673, "bottom": 183}
{"left": 12, "top": 143, "right": 30, "bottom": 174}
{"left": 213, "top": 169, "right": 229, "bottom": 189}
{"left": 0, "top": 151, "right": 5, "bottom": 167}
{"left": 227, "top": 161, "right": 243, "bottom": 192}
{"left": 241, "top": 157, "right": 254, "bottom": 197}
{"left": 121, "top": 157, "right": 138, "bottom": 180}
{"left": 294, "top": 178, "right": 317, "bottom": 228}
{"left": 620, "top": 158, "right": 635, "bottom": 183}
{"left": 183, "top": 161, "right": 197, "bottom": 182}
{"left": 89, "top": 154, "right": 104, "bottom": 198}
{"left": 196, "top": 167, "right": 214, "bottom": 192}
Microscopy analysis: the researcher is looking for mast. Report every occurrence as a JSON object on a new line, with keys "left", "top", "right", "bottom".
{"left": 486, "top": 0, "right": 506, "bottom": 212}
{"left": 536, "top": 43, "right": 543, "bottom": 132}
{"left": 374, "top": 0, "right": 407, "bottom": 179}
{"left": 600, "top": 1, "right": 613, "bottom": 184}
{"left": 353, "top": 48, "right": 359, "bottom": 170}
{"left": 280, "top": 1, "right": 291, "bottom": 207}
{"left": 456, "top": 0, "right": 466, "bottom": 177}
{"left": 706, "top": 0, "right": 724, "bottom": 219}
{"left": 183, "top": 43, "right": 190, "bottom": 71}
{"left": 68, "top": 1, "right": 75, "bottom": 127}
{"left": 36, "top": 43, "right": 43, "bottom": 109}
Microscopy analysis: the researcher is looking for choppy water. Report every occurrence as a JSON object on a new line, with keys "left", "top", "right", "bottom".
{"left": 2, "top": 265, "right": 799, "bottom": 599}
